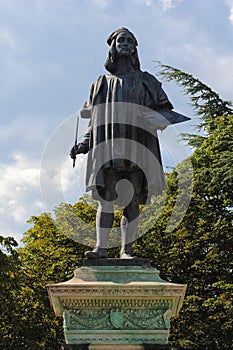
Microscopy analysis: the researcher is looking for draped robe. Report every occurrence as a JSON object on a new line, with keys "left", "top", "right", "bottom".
{"left": 80, "top": 69, "right": 173, "bottom": 204}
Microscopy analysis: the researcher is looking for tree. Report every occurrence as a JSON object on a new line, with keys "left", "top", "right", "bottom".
{"left": 1, "top": 213, "right": 87, "bottom": 350}
{"left": 0, "top": 236, "right": 23, "bottom": 348}
{"left": 16, "top": 212, "right": 86, "bottom": 350}
{"left": 157, "top": 63, "right": 232, "bottom": 137}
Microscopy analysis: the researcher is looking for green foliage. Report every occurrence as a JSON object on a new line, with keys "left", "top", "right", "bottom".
{"left": 134, "top": 146, "right": 233, "bottom": 348}
{"left": 193, "top": 114, "right": 233, "bottom": 205}
{"left": 54, "top": 198, "right": 122, "bottom": 257}
{"left": 16, "top": 212, "right": 88, "bottom": 349}
{"left": 0, "top": 236, "right": 21, "bottom": 348}
{"left": 0, "top": 213, "right": 88, "bottom": 349}
{"left": 20, "top": 212, "right": 84, "bottom": 280}
{"left": 54, "top": 200, "right": 97, "bottom": 247}
{"left": 157, "top": 63, "right": 233, "bottom": 135}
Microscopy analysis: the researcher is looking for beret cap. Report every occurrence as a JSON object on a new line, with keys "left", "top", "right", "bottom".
{"left": 106, "top": 27, "right": 138, "bottom": 46}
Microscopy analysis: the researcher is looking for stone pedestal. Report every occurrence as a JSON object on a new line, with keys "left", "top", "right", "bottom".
{"left": 61, "top": 345, "right": 89, "bottom": 350}
{"left": 47, "top": 259, "right": 186, "bottom": 349}
{"left": 61, "top": 345, "right": 171, "bottom": 350}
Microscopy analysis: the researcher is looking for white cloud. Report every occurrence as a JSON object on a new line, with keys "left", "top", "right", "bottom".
{"left": 0, "top": 153, "right": 41, "bottom": 240}
{"left": 226, "top": 0, "right": 233, "bottom": 23}
{"left": 0, "top": 148, "right": 84, "bottom": 242}
{"left": 39, "top": 114, "right": 88, "bottom": 213}
{"left": 0, "top": 27, "right": 16, "bottom": 50}
{"left": 144, "top": 0, "right": 154, "bottom": 6}
{"left": 177, "top": 42, "right": 233, "bottom": 101}
{"left": 92, "top": 0, "right": 109, "bottom": 9}
{"left": 159, "top": 0, "right": 184, "bottom": 11}
{"left": 0, "top": 109, "right": 89, "bottom": 242}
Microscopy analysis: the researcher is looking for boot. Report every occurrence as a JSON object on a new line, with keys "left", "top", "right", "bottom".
{"left": 84, "top": 202, "right": 113, "bottom": 259}
{"left": 84, "top": 246, "right": 107, "bottom": 259}
{"left": 120, "top": 215, "right": 138, "bottom": 259}
{"left": 120, "top": 243, "right": 135, "bottom": 259}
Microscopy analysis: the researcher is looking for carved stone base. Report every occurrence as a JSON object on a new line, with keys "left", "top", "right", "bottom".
{"left": 47, "top": 263, "right": 186, "bottom": 346}
{"left": 144, "top": 345, "right": 172, "bottom": 350}
{"left": 89, "top": 345, "right": 144, "bottom": 350}
{"left": 83, "top": 258, "right": 151, "bottom": 267}
{"left": 61, "top": 345, "right": 89, "bottom": 350}
{"left": 61, "top": 344, "right": 171, "bottom": 350}
{"left": 89, "top": 344, "right": 171, "bottom": 349}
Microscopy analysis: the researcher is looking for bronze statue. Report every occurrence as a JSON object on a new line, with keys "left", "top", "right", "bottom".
{"left": 70, "top": 28, "right": 176, "bottom": 259}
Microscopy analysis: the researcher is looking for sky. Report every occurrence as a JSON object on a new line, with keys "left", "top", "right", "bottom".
{"left": 1, "top": 0, "right": 233, "bottom": 242}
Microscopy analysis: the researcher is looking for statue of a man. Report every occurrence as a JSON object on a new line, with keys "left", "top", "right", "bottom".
{"left": 70, "top": 28, "right": 173, "bottom": 259}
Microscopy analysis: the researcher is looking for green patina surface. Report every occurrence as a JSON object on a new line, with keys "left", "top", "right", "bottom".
{"left": 73, "top": 265, "right": 165, "bottom": 283}
{"left": 47, "top": 265, "right": 186, "bottom": 345}
{"left": 52, "top": 265, "right": 184, "bottom": 345}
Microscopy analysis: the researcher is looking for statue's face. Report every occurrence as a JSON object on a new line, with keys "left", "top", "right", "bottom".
{"left": 115, "top": 31, "right": 135, "bottom": 57}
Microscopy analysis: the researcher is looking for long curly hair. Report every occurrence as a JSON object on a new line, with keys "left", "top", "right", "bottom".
{"left": 104, "top": 27, "right": 141, "bottom": 74}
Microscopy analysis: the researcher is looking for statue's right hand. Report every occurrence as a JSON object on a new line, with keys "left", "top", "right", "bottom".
{"left": 70, "top": 143, "right": 88, "bottom": 159}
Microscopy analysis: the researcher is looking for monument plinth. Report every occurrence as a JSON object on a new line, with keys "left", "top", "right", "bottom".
{"left": 47, "top": 259, "right": 186, "bottom": 349}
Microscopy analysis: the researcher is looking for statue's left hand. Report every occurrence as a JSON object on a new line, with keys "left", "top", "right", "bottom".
{"left": 143, "top": 111, "right": 169, "bottom": 130}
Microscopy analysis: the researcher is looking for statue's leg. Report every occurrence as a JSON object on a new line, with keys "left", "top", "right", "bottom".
{"left": 85, "top": 200, "right": 114, "bottom": 259}
{"left": 96, "top": 201, "right": 114, "bottom": 249}
{"left": 85, "top": 168, "right": 117, "bottom": 259}
{"left": 120, "top": 204, "right": 140, "bottom": 258}
{"left": 120, "top": 170, "right": 143, "bottom": 259}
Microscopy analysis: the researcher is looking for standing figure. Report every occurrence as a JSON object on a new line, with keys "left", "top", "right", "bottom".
{"left": 70, "top": 28, "right": 173, "bottom": 259}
